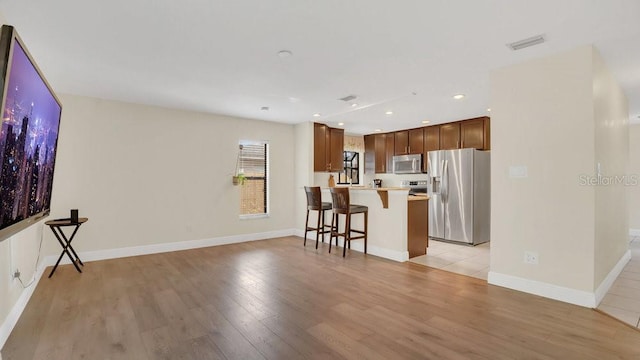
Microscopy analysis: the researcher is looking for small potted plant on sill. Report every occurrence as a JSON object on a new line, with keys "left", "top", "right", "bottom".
{"left": 232, "top": 173, "right": 246, "bottom": 186}
{"left": 232, "top": 145, "right": 246, "bottom": 186}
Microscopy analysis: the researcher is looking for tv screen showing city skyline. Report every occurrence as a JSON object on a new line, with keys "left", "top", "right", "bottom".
{"left": 0, "top": 32, "right": 62, "bottom": 240}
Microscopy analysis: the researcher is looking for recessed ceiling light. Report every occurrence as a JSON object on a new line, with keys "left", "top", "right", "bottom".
{"left": 261, "top": 106, "right": 269, "bottom": 111}
{"left": 351, "top": 103, "right": 358, "bottom": 107}
{"left": 277, "top": 50, "right": 293, "bottom": 58}
{"left": 453, "top": 94, "right": 465, "bottom": 100}
{"left": 385, "top": 111, "right": 393, "bottom": 115}
{"left": 338, "top": 122, "right": 344, "bottom": 126}
{"left": 313, "top": 113, "right": 321, "bottom": 117}
{"left": 374, "top": 129, "right": 382, "bottom": 132}
{"left": 422, "top": 120, "right": 430, "bottom": 124}
{"left": 487, "top": 108, "right": 491, "bottom": 112}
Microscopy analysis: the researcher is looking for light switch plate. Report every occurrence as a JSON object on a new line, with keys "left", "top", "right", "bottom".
{"left": 509, "top": 165, "right": 528, "bottom": 178}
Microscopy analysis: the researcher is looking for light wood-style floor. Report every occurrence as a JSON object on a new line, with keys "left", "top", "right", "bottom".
{"left": 2, "top": 236, "right": 640, "bottom": 359}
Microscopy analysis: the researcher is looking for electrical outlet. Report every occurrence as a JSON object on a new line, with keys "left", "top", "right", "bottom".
{"left": 524, "top": 251, "right": 539, "bottom": 264}
{"left": 13, "top": 269, "right": 20, "bottom": 279}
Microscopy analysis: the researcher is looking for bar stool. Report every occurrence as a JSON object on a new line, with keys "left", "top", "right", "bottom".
{"left": 303, "top": 186, "right": 333, "bottom": 249}
{"left": 329, "top": 187, "right": 368, "bottom": 257}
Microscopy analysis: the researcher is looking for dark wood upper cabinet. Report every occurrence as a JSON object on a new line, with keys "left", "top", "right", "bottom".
{"left": 423, "top": 126, "right": 440, "bottom": 152}
{"left": 483, "top": 117, "right": 491, "bottom": 150}
{"left": 394, "top": 129, "right": 423, "bottom": 155}
{"left": 385, "top": 133, "right": 395, "bottom": 173}
{"left": 364, "top": 134, "right": 375, "bottom": 174}
{"left": 460, "top": 117, "right": 487, "bottom": 150}
{"left": 364, "top": 133, "right": 395, "bottom": 174}
{"left": 313, "top": 122, "right": 344, "bottom": 172}
{"left": 439, "top": 123, "right": 461, "bottom": 150}
{"left": 374, "top": 133, "right": 386, "bottom": 173}
{"left": 394, "top": 131, "right": 409, "bottom": 155}
{"left": 423, "top": 126, "right": 440, "bottom": 172}
{"left": 363, "top": 116, "right": 489, "bottom": 172}
{"left": 314, "top": 123, "right": 328, "bottom": 171}
{"left": 329, "top": 127, "right": 344, "bottom": 171}
{"left": 408, "top": 128, "right": 424, "bottom": 155}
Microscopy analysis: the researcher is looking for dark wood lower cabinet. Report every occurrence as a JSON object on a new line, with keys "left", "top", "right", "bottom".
{"left": 408, "top": 198, "right": 429, "bottom": 258}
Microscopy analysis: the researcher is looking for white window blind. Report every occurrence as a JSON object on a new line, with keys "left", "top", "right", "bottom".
{"left": 239, "top": 142, "right": 268, "bottom": 217}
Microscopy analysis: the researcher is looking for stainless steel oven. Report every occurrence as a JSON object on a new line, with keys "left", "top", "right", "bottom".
{"left": 401, "top": 180, "right": 428, "bottom": 195}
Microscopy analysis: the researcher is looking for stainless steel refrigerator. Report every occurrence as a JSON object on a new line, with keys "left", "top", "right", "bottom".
{"left": 427, "top": 148, "right": 490, "bottom": 245}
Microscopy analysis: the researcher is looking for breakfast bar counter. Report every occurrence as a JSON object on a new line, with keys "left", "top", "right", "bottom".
{"left": 320, "top": 186, "right": 428, "bottom": 262}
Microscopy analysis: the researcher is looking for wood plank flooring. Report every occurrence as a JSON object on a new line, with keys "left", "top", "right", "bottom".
{"left": 2, "top": 236, "right": 640, "bottom": 359}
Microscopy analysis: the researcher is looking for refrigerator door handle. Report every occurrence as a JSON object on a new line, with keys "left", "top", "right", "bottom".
{"left": 441, "top": 159, "right": 448, "bottom": 203}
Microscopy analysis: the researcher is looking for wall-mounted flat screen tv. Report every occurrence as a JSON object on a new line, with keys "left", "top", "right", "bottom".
{"left": 0, "top": 25, "right": 62, "bottom": 242}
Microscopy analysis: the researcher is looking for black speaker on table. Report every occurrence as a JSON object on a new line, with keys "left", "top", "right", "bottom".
{"left": 70, "top": 209, "right": 79, "bottom": 223}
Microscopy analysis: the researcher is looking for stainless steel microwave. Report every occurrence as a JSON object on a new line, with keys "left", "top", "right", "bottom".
{"left": 392, "top": 154, "right": 422, "bottom": 174}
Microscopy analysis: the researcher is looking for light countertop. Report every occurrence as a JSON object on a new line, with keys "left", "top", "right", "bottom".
{"left": 408, "top": 194, "right": 430, "bottom": 201}
{"left": 327, "top": 186, "right": 409, "bottom": 191}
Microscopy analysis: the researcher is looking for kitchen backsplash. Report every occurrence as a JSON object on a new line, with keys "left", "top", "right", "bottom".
{"left": 363, "top": 172, "right": 429, "bottom": 188}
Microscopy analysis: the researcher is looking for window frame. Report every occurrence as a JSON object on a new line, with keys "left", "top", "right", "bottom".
{"left": 338, "top": 151, "right": 360, "bottom": 185}
{"left": 238, "top": 140, "right": 269, "bottom": 219}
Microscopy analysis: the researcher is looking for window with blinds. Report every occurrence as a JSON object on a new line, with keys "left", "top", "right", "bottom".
{"left": 238, "top": 142, "right": 268, "bottom": 217}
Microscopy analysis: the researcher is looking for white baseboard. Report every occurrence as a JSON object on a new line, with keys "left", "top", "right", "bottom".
{"left": 294, "top": 233, "right": 409, "bottom": 262}
{"left": 488, "top": 271, "right": 598, "bottom": 308}
{"left": 488, "top": 248, "right": 632, "bottom": 309}
{"left": 595, "top": 250, "right": 631, "bottom": 306}
{"left": 629, "top": 229, "right": 640, "bottom": 237}
{"left": 44, "top": 228, "right": 297, "bottom": 266}
{"left": 0, "top": 259, "right": 46, "bottom": 350}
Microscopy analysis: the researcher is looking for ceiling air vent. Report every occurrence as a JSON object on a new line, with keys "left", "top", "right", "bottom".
{"left": 507, "top": 34, "right": 546, "bottom": 51}
{"left": 338, "top": 94, "right": 357, "bottom": 102}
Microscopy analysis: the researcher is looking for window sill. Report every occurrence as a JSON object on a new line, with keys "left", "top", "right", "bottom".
{"left": 239, "top": 213, "right": 270, "bottom": 220}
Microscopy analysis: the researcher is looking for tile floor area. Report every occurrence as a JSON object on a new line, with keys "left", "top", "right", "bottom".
{"left": 597, "top": 236, "right": 640, "bottom": 328}
{"left": 411, "top": 237, "right": 640, "bottom": 328}
{"left": 409, "top": 240, "right": 490, "bottom": 280}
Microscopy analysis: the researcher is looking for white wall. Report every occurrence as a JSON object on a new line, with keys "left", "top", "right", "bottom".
{"left": 489, "top": 45, "right": 629, "bottom": 306}
{"left": 592, "top": 49, "right": 629, "bottom": 287}
{"left": 42, "top": 94, "right": 296, "bottom": 256}
{"left": 294, "top": 122, "right": 314, "bottom": 234}
{"left": 628, "top": 125, "right": 640, "bottom": 231}
{"left": 0, "top": 224, "right": 44, "bottom": 349}
{"left": 1, "top": 94, "right": 298, "bottom": 346}
{"left": 0, "top": 15, "right": 51, "bottom": 349}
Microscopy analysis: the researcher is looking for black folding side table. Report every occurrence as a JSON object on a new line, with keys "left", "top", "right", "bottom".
{"left": 45, "top": 217, "right": 88, "bottom": 278}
